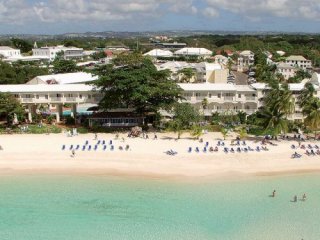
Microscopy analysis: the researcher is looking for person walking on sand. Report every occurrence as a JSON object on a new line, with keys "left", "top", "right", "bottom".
{"left": 94, "top": 133, "right": 98, "bottom": 140}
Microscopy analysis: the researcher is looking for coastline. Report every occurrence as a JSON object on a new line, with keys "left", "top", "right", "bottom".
{"left": 0, "top": 132, "right": 320, "bottom": 179}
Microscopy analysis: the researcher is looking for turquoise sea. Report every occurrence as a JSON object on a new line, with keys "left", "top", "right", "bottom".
{"left": 0, "top": 173, "right": 319, "bottom": 240}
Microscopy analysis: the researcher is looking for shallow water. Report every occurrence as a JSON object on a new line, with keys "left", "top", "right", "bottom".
{"left": 0, "top": 173, "right": 319, "bottom": 240}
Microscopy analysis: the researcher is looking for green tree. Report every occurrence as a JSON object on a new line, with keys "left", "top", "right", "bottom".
{"left": 298, "top": 82, "right": 315, "bottom": 109}
{"left": 52, "top": 59, "right": 78, "bottom": 74}
{"left": 177, "top": 68, "right": 196, "bottom": 83}
{"left": 0, "top": 93, "right": 24, "bottom": 125}
{"left": 201, "top": 98, "right": 208, "bottom": 109}
{"left": 93, "top": 54, "right": 183, "bottom": 115}
{"left": 190, "top": 124, "right": 203, "bottom": 140}
{"left": 220, "top": 128, "right": 228, "bottom": 140}
{"left": 11, "top": 38, "right": 33, "bottom": 53}
{"left": 302, "top": 97, "right": 320, "bottom": 138}
{"left": 258, "top": 84, "right": 294, "bottom": 138}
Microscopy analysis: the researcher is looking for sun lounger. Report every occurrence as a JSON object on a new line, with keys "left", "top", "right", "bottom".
{"left": 94, "top": 145, "right": 98, "bottom": 151}
{"left": 195, "top": 147, "right": 199, "bottom": 153}
{"left": 230, "top": 148, "right": 235, "bottom": 153}
{"left": 242, "top": 141, "right": 246, "bottom": 146}
{"left": 188, "top": 147, "right": 192, "bottom": 153}
{"left": 82, "top": 145, "right": 86, "bottom": 151}
{"left": 224, "top": 147, "right": 228, "bottom": 153}
{"left": 85, "top": 140, "right": 89, "bottom": 145}
{"left": 88, "top": 145, "right": 91, "bottom": 151}
{"left": 291, "top": 145, "right": 296, "bottom": 149}
{"left": 75, "top": 145, "right": 80, "bottom": 150}
{"left": 110, "top": 145, "right": 114, "bottom": 151}
{"left": 102, "top": 140, "right": 106, "bottom": 145}
{"left": 109, "top": 140, "right": 113, "bottom": 145}
{"left": 103, "top": 145, "right": 107, "bottom": 151}
{"left": 69, "top": 145, "right": 73, "bottom": 150}
{"left": 203, "top": 147, "right": 207, "bottom": 153}
{"left": 256, "top": 146, "right": 260, "bottom": 152}
{"left": 62, "top": 145, "right": 66, "bottom": 150}
{"left": 244, "top": 148, "right": 248, "bottom": 152}
{"left": 125, "top": 145, "right": 130, "bottom": 151}
{"left": 97, "top": 140, "right": 101, "bottom": 145}
{"left": 237, "top": 147, "right": 241, "bottom": 152}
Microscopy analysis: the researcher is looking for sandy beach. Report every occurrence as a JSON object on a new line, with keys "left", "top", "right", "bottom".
{"left": 0, "top": 132, "right": 319, "bottom": 178}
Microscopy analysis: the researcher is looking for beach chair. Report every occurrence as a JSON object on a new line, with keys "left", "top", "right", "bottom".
{"left": 88, "top": 145, "right": 91, "bottom": 151}
{"left": 103, "top": 145, "right": 107, "bottom": 151}
{"left": 237, "top": 147, "right": 241, "bottom": 153}
{"left": 203, "top": 147, "right": 207, "bottom": 153}
{"left": 230, "top": 148, "right": 235, "bottom": 153}
{"left": 97, "top": 140, "right": 101, "bottom": 145}
{"left": 102, "top": 140, "right": 106, "bottom": 145}
{"left": 314, "top": 145, "right": 319, "bottom": 149}
{"left": 125, "top": 145, "right": 130, "bottom": 151}
{"left": 69, "top": 145, "right": 73, "bottom": 150}
{"left": 291, "top": 144, "right": 296, "bottom": 149}
{"left": 94, "top": 145, "right": 98, "bottom": 151}
{"left": 82, "top": 145, "right": 86, "bottom": 151}
{"left": 256, "top": 146, "right": 260, "bottom": 152}
{"left": 236, "top": 140, "right": 240, "bottom": 146}
{"left": 188, "top": 147, "right": 192, "bottom": 153}
{"left": 305, "top": 150, "right": 310, "bottom": 156}
{"left": 311, "top": 149, "right": 316, "bottom": 155}
{"left": 205, "top": 142, "right": 209, "bottom": 147}
{"left": 221, "top": 142, "right": 225, "bottom": 146}
{"left": 195, "top": 147, "right": 200, "bottom": 153}
{"left": 110, "top": 145, "right": 114, "bottom": 151}
{"left": 119, "top": 146, "right": 123, "bottom": 151}
{"left": 217, "top": 141, "right": 221, "bottom": 146}
{"left": 75, "top": 145, "right": 80, "bottom": 150}
{"left": 62, "top": 145, "right": 66, "bottom": 150}
{"left": 109, "top": 140, "right": 113, "bottom": 145}
{"left": 308, "top": 144, "right": 313, "bottom": 149}
{"left": 85, "top": 140, "right": 89, "bottom": 145}
{"left": 224, "top": 147, "right": 228, "bottom": 153}
{"left": 244, "top": 148, "right": 248, "bottom": 153}
{"left": 242, "top": 141, "right": 246, "bottom": 146}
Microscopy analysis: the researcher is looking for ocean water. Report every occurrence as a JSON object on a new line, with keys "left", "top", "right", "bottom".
{"left": 0, "top": 173, "right": 319, "bottom": 240}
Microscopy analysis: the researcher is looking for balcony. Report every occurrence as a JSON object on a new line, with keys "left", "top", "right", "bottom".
{"left": 65, "top": 97, "right": 77, "bottom": 102}
{"left": 21, "top": 98, "right": 34, "bottom": 103}
{"left": 50, "top": 97, "right": 62, "bottom": 102}
{"left": 223, "top": 96, "right": 235, "bottom": 101}
{"left": 245, "top": 97, "right": 257, "bottom": 101}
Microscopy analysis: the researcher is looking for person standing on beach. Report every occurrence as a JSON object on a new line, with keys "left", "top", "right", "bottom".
{"left": 71, "top": 149, "right": 75, "bottom": 158}
{"left": 94, "top": 133, "right": 98, "bottom": 140}
{"left": 302, "top": 193, "right": 307, "bottom": 201}
{"left": 272, "top": 190, "right": 276, "bottom": 197}
{"left": 293, "top": 195, "right": 297, "bottom": 202}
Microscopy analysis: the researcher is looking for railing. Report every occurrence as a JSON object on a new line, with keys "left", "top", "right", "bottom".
{"left": 245, "top": 97, "right": 257, "bottom": 101}
{"left": 21, "top": 98, "right": 34, "bottom": 103}
{"left": 223, "top": 97, "right": 234, "bottom": 101}
{"left": 50, "top": 97, "right": 62, "bottom": 102}
{"left": 65, "top": 97, "right": 77, "bottom": 102}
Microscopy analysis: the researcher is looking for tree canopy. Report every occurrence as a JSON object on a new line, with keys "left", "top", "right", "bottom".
{"left": 0, "top": 93, "right": 24, "bottom": 125}
{"left": 93, "top": 54, "right": 184, "bottom": 114}
{"left": 52, "top": 59, "right": 78, "bottom": 74}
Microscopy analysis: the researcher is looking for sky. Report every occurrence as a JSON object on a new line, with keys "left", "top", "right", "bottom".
{"left": 0, "top": 0, "right": 319, "bottom": 34}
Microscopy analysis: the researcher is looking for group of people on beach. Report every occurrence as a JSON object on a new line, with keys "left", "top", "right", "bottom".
{"left": 271, "top": 190, "right": 307, "bottom": 202}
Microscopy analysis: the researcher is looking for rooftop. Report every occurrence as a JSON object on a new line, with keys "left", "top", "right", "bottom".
{"left": 286, "top": 55, "right": 308, "bottom": 61}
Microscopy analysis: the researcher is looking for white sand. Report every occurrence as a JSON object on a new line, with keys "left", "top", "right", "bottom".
{"left": 0, "top": 132, "right": 320, "bottom": 178}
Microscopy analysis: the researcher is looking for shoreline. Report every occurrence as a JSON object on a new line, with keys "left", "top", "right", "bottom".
{"left": 1, "top": 132, "right": 320, "bottom": 180}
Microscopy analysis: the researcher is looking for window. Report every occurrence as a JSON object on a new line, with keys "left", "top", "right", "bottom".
{"left": 45, "top": 95, "right": 48, "bottom": 99}
{"left": 238, "top": 94, "right": 241, "bottom": 98}
{"left": 218, "top": 93, "right": 221, "bottom": 98}
{"left": 195, "top": 93, "right": 201, "bottom": 97}
{"left": 208, "top": 93, "right": 212, "bottom": 98}
{"left": 79, "top": 94, "right": 82, "bottom": 99}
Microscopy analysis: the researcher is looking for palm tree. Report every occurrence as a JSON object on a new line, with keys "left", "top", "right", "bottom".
{"left": 220, "top": 128, "right": 228, "bottom": 140}
{"left": 238, "top": 128, "right": 248, "bottom": 140}
{"left": 298, "top": 82, "right": 315, "bottom": 109}
{"left": 259, "top": 107, "right": 289, "bottom": 138}
{"left": 190, "top": 125, "right": 203, "bottom": 140}
{"left": 201, "top": 98, "right": 208, "bottom": 110}
{"left": 302, "top": 97, "right": 320, "bottom": 138}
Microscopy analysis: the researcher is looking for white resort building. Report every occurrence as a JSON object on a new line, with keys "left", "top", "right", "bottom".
{"left": 174, "top": 47, "right": 212, "bottom": 58}
{"left": 285, "top": 55, "right": 312, "bottom": 70}
{"left": 237, "top": 50, "right": 255, "bottom": 72}
{"left": 32, "top": 45, "right": 84, "bottom": 61}
{"left": 276, "top": 62, "right": 297, "bottom": 80}
{"left": 0, "top": 46, "right": 21, "bottom": 58}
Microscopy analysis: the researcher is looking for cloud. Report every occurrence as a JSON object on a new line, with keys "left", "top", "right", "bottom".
{"left": 0, "top": 0, "right": 199, "bottom": 24}
{"left": 204, "top": 0, "right": 320, "bottom": 21}
{"left": 203, "top": 7, "right": 219, "bottom": 18}
{"left": 0, "top": 0, "right": 34, "bottom": 24}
